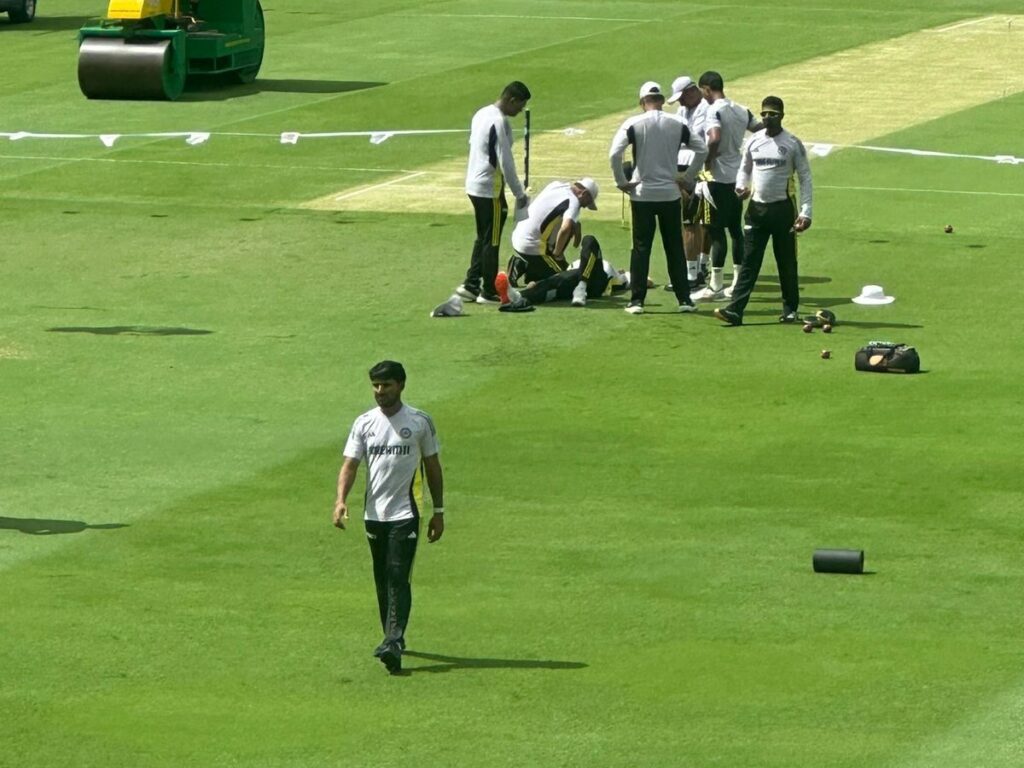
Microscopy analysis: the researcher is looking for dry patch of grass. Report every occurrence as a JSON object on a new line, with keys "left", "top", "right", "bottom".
{"left": 304, "top": 16, "right": 1024, "bottom": 220}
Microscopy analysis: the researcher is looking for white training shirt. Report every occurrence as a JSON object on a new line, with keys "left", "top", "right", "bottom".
{"left": 676, "top": 100, "right": 708, "bottom": 168}
{"left": 703, "top": 98, "right": 758, "bottom": 183}
{"left": 343, "top": 404, "right": 440, "bottom": 522}
{"left": 511, "top": 181, "right": 582, "bottom": 255}
{"left": 610, "top": 109, "right": 707, "bottom": 202}
{"left": 465, "top": 103, "right": 526, "bottom": 199}
{"left": 736, "top": 128, "right": 814, "bottom": 219}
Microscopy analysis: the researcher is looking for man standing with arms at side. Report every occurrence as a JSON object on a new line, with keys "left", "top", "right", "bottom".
{"left": 695, "top": 70, "right": 761, "bottom": 301}
{"left": 458, "top": 81, "right": 532, "bottom": 304}
{"left": 666, "top": 74, "right": 710, "bottom": 290}
{"left": 610, "top": 80, "right": 707, "bottom": 315}
{"left": 333, "top": 361, "right": 445, "bottom": 676}
{"left": 714, "top": 96, "right": 813, "bottom": 326}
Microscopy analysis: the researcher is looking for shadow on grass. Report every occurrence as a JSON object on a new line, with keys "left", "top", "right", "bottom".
{"left": 0, "top": 517, "right": 129, "bottom": 535}
{"left": 1, "top": 16, "right": 92, "bottom": 32}
{"left": 737, "top": 311, "right": 923, "bottom": 330}
{"left": 402, "top": 650, "right": 587, "bottom": 674}
{"left": 179, "top": 77, "right": 387, "bottom": 101}
{"left": 47, "top": 325, "right": 213, "bottom": 335}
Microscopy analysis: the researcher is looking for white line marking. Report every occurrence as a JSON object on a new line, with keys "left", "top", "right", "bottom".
{"left": 333, "top": 172, "right": 427, "bottom": 201}
{"left": 0, "top": 155, "right": 438, "bottom": 173}
{"left": 818, "top": 184, "right": 1024, "bottom": 198}
{"left": 397, "top": 13, "right": 642, "bottom": 22}
{"left": 929, "top": 15, "right": 999, "bottom": 32}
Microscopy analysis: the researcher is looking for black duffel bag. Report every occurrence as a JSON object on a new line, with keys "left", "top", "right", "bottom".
{"left": 855, "top": 342, "right": 920, "bottom": 373}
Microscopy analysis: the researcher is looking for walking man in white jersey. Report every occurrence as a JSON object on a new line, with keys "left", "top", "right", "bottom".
{"left": 333, "top": 361, "right": 445, "bottom": 675}
{"left": 458, "top": 81, "right": 531, "bottom": 304}
{"left": 609, "top": 80, "right": 707, "bottom": 315}
{"left": 696, "top": 71, "right": 761, "bottom": 300}
{"left": 714, "top": 96, "right": 813, "bottom": 326}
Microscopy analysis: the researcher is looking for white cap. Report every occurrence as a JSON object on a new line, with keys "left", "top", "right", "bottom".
{"left": 851, "top": 285, "right": 895, "bottom": 305}
{"left": 576, "top": 177, "right": 599, "bottom": 210}
{"left": 638, "top": 80, "right": 663, "bottom": 100}
{"left": 667, "top": 76, "right": 697, "bottom": 104}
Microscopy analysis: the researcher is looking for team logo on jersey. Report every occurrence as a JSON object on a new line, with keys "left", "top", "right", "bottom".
{"left": 399, "top": 427, "right": 412, "bottom": 439}
{"left": 778, "top": 146, "right": 789, "bottom": 157}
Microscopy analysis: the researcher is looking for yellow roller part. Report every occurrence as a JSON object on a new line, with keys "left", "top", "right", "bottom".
{"left": 105, "top": 0, "right": 174, "bottom": 20}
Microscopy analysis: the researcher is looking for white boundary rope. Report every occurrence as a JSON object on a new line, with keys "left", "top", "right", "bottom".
{"left": 1, "top": 128, "right": 1021, "bottom": 165}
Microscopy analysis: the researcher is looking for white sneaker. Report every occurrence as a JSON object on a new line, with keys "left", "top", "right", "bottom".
{"left": 691, "top": 286, "right": 725, "bottom": 301}
{"left": 624, "top": 302, "right": 644, "bottom": 315}
{"left": 455, "top": 284, "right": 479, "bottom": 301}
{"left": 723, "top": 285, "right": 735, "bottom": 298}
{"left": 571, "top": 282, "right": 587, "bottom": 307}
{"left": 678, "top": 302, "right": 699, "bottom": 313}
{"left": 475, "top": 293, "right": 499, "bottom": 305}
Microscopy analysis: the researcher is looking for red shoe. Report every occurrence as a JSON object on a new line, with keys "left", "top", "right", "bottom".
{"left": 495, "top": 272, "right": 511, "bottom": 305}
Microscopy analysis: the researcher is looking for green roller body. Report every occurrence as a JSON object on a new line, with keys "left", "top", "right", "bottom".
{"left": 77, "top": 1, "right": 265, "bottom": 101}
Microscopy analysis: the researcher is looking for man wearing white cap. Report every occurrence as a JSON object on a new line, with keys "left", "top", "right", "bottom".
{"left": 714, "top": 96, "right": 813, "bottom": 327}
{"left": 505, "top": 178, "right": 599, "bottom": 304}
{"left": 666, "top": 75, "right": 710, "bottom": 290}
{"left": 609, "top": 80, "right": 707, "bottom": 315}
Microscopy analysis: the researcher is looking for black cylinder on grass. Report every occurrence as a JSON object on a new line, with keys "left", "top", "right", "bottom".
{"left": 813, "top": 548, "right": 865, "bottom": 574}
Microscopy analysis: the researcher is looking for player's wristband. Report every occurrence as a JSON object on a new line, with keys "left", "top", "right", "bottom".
{"left": 433, "top": 507, "right": 444, "bottom": 515}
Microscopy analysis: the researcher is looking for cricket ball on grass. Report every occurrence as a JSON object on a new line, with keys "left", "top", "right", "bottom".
{"left": 821, "top": 349, "right": 832, "bottom": 359}
{"left": 802, "top": 323, "right": 814, "bottom": 333}
{"left": 822, "top": 323, "right": 833, "bottom": 333}
{"left": 944, "top": 224, "right": 954, "bottom": 234}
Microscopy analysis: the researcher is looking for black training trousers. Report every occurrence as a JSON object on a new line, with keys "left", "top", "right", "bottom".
{"left": 629, "top": 199, "right": 690, "bottom": 306}
{"left": 724, "top": 198, "right": 800, "bottom": 318}
{"left": 365, "top": 516, "right": 420, "bottom": 652}
{"left": 465, "top": 193, "right": 509, "bottom": 297}
{"left": 521, "top": 235, "right": 610, "bottom": 303}
{"left": 705, "top": 181, "right": 744, "bottom": 269}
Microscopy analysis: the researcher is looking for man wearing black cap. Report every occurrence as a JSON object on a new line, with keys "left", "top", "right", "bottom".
{"left": 714, "top": 96, "right": 813, "bottom": 326}
{"left": 333, "top": 361, "right": 445, "bottom": 675}
{"left": 609, "top": 80, "right": 708, "bottom": 315}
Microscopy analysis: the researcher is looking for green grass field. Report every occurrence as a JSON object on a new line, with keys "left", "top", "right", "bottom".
{"left": 3, "top": 2, "right": 1023, "bottom": 766}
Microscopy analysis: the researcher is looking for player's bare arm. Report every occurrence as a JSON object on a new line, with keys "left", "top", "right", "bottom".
{"left": 423, "top": 453, "right": 445, "bottom": 543}
{"left": 333, "top": 456, "right": 360, "bottom": 529}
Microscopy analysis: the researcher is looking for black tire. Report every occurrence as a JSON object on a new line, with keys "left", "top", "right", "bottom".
{"left": 9, "top": 0, "right": 36, "bottom": 23}
{"left": 234, "top": 1, "right": 264, "bottom": 84}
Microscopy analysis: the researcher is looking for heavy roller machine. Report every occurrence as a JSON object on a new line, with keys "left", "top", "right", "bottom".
{"left": 78, "top": 0, "right": 265, "bottom": 100}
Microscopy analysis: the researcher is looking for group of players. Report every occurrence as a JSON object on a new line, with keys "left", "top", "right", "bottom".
{"left": 452, "top": 72, "right": 813, "bottom": 325}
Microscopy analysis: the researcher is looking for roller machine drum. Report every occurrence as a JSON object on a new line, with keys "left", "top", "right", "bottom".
{"left": 78, "top": 0, "right": 265, "bottom": 101}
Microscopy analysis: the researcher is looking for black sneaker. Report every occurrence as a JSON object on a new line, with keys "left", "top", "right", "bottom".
{"left": 379, "top": 645, "right": 402, "bottom": 675}
{"left": 498, "top": 296, "right": 535, "bottom": 313}
{"left": 714, "top": 307, "right": 742, "bottom": 326}
{"left": 689, "top": 271, "right": 707, "bottom": 290}
{"left": 779, "top": 311, "right": 798, "bottom": 323}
